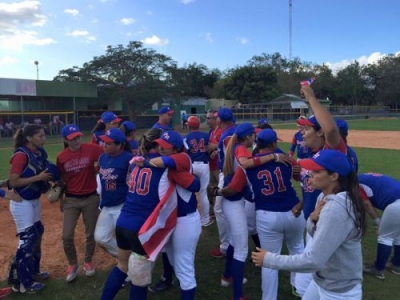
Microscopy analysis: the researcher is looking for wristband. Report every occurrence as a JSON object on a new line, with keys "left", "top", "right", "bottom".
{"left": 274, "top": 153, "right": 279, "bottom": 162}
{"left": 143, "top": 160, "right": 151, "bottom": 168}
{"left": 253, "top": 157, "right": 261, "bottom": 167}
{"left": 214, "top": 188, "right": 221, "bottom": 197}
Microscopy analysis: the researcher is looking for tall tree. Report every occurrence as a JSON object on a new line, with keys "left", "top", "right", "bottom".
{"left": 54, "top": 41, "right": 174, "bottom": 118}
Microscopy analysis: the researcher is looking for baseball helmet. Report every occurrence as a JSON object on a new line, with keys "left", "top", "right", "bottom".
{"left": 187, "top": 116, "right": 200, "bottom": 128}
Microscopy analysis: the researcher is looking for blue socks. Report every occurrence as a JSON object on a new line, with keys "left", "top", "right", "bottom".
{"left": 375, "top": 243, "right": 392, "bottom": 270}
{"left": 130, "top": 284, "right": 147, "bottom": 300}
{"left": 162, "top": 252, "right": 174, "bottom": 283}
{"left": 223, "top": 245, "right": 234, "bottom": 279}
{"left": 181, "top": 287, "right": 196, "bottom": 300}
{"left": 101, "top": 267, "right": 127, "bottom": 300}
{"left": 392, "top": 245, "right": 400, "bottom": 266}
{"left": 232, "top": 259, "right": 245, "bottom": 300}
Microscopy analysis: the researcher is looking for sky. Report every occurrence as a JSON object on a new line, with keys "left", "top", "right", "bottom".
{"left": 0, "top": 0, "right": 399, "bottom": 81}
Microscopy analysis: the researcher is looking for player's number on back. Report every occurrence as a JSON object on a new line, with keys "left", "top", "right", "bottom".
{"left": 257, "top": 167, "right": 287, "bottom": 196}
{"left": 189, "top": 138, "right": 206, "bottom": 153}
{"left": 128, "top": 167, "right": 152, "bottom": 195}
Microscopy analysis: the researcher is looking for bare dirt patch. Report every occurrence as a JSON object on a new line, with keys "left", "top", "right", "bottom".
{"left": 0, "top": 129, "right": 398, "bottom": 280}
{"left": 277, "top": 129, "right": 400, "bottom": 150}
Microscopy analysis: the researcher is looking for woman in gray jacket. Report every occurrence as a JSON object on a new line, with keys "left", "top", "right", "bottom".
{"left": 252, "top": 149, "right": 366, "bottom": 300}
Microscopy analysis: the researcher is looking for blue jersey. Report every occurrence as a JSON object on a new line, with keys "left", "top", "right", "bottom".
{"left": 152, "top": 122, "right": 172, "bottom": 132}
{"left": 117, "top": 165, "right": 171, "bottom": 232}
{"left": 184, "top": 131, "right": 210, "bottom": 163}
{"left": 98, "top": 150, "right": 133, "bottom": 207}
{"left": 12, "top": 146, "right": 50, "bottom": 200}
{"left": 347, "top": 145, "right": 358, "bottom": 173}
{"left": 128, "top": 139, "right": 139, "bottom": 156}
{"left": 289, "top": 131, "right": 311, "bottom": 159}
{"left": 300, "top": 139, "right": 347, "bottom": 219}
{"left": 358, "top": 173, "right": 400, "bottom": 210}
{"left": 218, "top": 125, "right": 237, "bottom": 170}
{"left": 92, "top": 130, "right": 105, "bottom": 146}
{"left": 245, "top": 149, "right": 299, "bottom": 212}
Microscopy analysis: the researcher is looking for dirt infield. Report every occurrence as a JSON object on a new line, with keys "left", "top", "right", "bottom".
{"left": 0, "top": 129, "right": 398, "bottom": 281}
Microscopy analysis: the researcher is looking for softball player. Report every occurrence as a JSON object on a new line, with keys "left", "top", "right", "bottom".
{"left": 94, "top": 129, "right": 133, "bottom": 257}
{"left": 8, "top": 125, "right": 54, "bottom": 294}
{"left": 244, "top": 129, "right": 305, "bottom": 300}
{"left": 152, "top": 107, "right": 174, "bottom": 132}
{"left": 100, "top": 129, "right": 199, "bottom": 300}
{"left": 359, "top": 173, "right": 400, "bottom": 279}
{"left": 288, "top": 116, "right": 311, "bottom": 159}
{"left": 120, "top": 121, "right": 139, "bottom": 155}
{"left": 252, "top": 149, "right": 366, "bottom": 300}
{"left": 294, "top": 85, "right": 347, "bottom": 296}
{"left": 150, "top": 131, "right": 202, "bottom": 300}
{"left": 335, "top": 119, "right": 359, "bottom": 172}
{"left": 184, "top": 116, "right": 212, "bottom": 226}
{"left": 91, "top": 111, "right": 122, "bottom": 146}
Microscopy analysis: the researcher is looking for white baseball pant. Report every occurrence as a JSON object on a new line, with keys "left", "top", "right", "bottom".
{"left": 214, "top": 172, "right": 229, "bottom": 252}
{"left": 192, "top": 162, "right": 211, "bottom": 225}
{"left": 94, "top": 203, "right": 124, "bottom": 257}
{"left": 256, "top": 210, "right": 305, "bottom": 300}
{"left": 165, "top": 211, "right": 201, "bottom": 290}
{"left": 378, "top": 199, "right": 400, "bottom": 246}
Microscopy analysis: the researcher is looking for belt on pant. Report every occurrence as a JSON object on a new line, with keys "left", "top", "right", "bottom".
{"left": 65, "top": 192, "right": 97, "bottom": 199}
{"left": 193, "top": 161, "right": 208, "bottom": 164}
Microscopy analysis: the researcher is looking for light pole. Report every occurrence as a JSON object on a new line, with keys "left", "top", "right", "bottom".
{"left": 289, "top": 0, "right": 292, "bottom": 60}
{"left": 34, "top": 60, "right": 39, "bottom": 80}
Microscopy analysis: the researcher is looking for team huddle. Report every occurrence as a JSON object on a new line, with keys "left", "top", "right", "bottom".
{"left": 1, "top": 85, "right": 400, "bottom": 300}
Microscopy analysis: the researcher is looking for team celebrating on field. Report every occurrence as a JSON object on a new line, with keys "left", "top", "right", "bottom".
{"left": 1, "top": 84, "right": 400, "bottom": 300}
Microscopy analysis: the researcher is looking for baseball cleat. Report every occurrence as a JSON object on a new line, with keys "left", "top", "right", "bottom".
{"left": 221, "top": 276, "right": 247, "bottom": 287}
{"left": 363, "top": 264, "right": 385, "bottom": 279}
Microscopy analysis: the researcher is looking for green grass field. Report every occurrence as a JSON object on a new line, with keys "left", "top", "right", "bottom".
{"left": 0, "top": 118, "right": 399, "bottom": 299}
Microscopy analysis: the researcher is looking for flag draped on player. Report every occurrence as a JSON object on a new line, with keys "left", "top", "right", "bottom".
{"left": 138, "top": 183, "right": 178, "bottom": 261}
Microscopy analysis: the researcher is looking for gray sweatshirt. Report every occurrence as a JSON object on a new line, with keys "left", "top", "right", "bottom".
{"left": 262, "top": 191, "right": 363, "bottom": 293}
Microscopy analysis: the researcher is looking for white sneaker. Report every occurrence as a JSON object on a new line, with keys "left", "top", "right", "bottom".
{"left": 221, "top": 276, "right": 247, "bottom": 287}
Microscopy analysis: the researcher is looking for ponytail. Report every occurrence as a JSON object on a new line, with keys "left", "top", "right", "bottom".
{"left": 223, "top": 134, "right": 238, "bottom": 177}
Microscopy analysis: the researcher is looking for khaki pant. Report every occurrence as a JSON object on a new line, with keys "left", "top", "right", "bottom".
{"left": 62, "top": 194, "right": 100, "bottom": 265}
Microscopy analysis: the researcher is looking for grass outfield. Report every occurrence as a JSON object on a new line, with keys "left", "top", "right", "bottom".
{"left": 0, "top": 119, "right": 399, "bottom": 299}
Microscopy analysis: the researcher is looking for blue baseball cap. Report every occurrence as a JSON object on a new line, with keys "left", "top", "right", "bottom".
{"left": 297, "top": 115, "right": 321, "bottom": 131}
{"left": 158, "top": 107, "right": 174, "bottom": 115}
{"left": 46, "top": 162, "right": 61, "bottom": 181}
{"left": 154, "top": 131, "right": 183, "bottom": 149}
{"left": 61, "top": 124, "right": 83, "bottom": 140}
{"left": 335, "top": 119, "right": 349, "bottom": 135}
{"left": 121, "top": 120, "right": 136, "bottom": 132}
{"left": 258, "top": 118, "right": 268, "bottom": 125}
{"left": 100, "top": 111, "right": 122, "bottom": 124}
{"left": 299, "top": 149, "right": 353, "bottom": 176}
{"left": 217, "top": 108, "right": 234, "bottom": 122}
{"left": 256, "top": 129, "right": 282, "bottom": 145}
{"left": 100, "top": 128, "right": 126, "bottom": 143}
{"left": 235, "top": 123, "right": 255, "bottom": 139}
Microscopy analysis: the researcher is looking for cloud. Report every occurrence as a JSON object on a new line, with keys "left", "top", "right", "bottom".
{"left": 119, "top": 18, "right": 135, "bottom": 25}
{"left": 0, "top": 55, "right": 18, "bottom": 66}
{"left": 64, "top": 9, "right": 79, "bottom": 16}
{"left": 141, "top": 35, "right": 169, "bottom": 46}
{"left": 205, "top": 32, "right": 213, "bottom": 44}
{"left": 0, "top": 1, "right": 53, "bottom": 50}
{"left": 236, "top": 37, "right": 248, "bottom": 45}
{"left": 66, "top": 30, "right": 96, "bottom": 43}
{"left": 180, "top": 0, "right": 196, "bottom": 4}
{"left": 325, "top": 51, "right": 399, "bottom": 74}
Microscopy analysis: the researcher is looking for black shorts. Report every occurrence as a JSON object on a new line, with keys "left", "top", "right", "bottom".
{"left": 115, "top": 226, "right": 147, "bottom": 256}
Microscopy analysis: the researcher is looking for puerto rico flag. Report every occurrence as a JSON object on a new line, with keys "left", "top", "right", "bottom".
{"left": 300, "top": 77, "right": 316, "bottom": 86}
{"left": 138, "top": 183, "right": 178, "bottom": 261}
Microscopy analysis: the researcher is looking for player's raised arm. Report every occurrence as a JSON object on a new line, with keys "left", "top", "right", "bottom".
{"left": 301, "top": 85, "right": 340, "bottom": 149}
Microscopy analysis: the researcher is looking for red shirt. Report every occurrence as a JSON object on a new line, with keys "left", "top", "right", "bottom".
{"left": 9, "top": 146, "right": 40, "bottom": 175}
{"left": 57, "top": 143, "right": 104, "bottom": 195}
{"left": 209, "top": 127, "right": 222, "bottom": 171}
